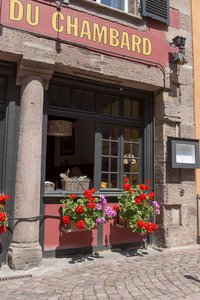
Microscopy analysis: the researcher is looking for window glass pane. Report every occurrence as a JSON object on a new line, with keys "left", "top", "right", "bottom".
{"left": 124, "top": 99, "right": 141, "bottom": 119}
{"left": 132, "top": 175, "right": 138, "bottom": 185}
{"left": 102, "top": 95, "right": 119, "bottom": 116}
{"left": 132, "top": 144, "right": 139, "bottom": 157}
{"left": 111, "top": 141, "right": 118, "bottom": 156}
{"left": 60, "top": 87, "right": 71, "bottom": 107}
{"left": 111, "top": 97, "right": 119, "bottom": 116}
{"left": 111, "top": 158, "right": 118, "bottom": 172}
{"left": 102, "top": 124, "right": 119, "bottom": 140}
{"left": 101, "top": 174, "right": 108, "bottom": 189}
{"left": 102, "top": 157, "right": 109, "bottom": 171}
{"left": 83, "top": 91, "right": 95, "bottom": 111}
{"left": 0, "top": 78, "right": 7, "bottom": 104}
{"left": 110, "top": 174, "right": 117, "bottom": 188}
{"left": 102, "top": 95, "right": 110, "bottom": 115}
{"left": 132, "top": 128, "right": 139, "bottom": 142}
{"left": 132, "top": 100, "right": 141, "bottom": 118}
{"left": 101, "top": 0, "right": 124, "bottom": 10}
{"left": 124, "top": 99, "right": 131, "bottom": 118}
{"left": 102, "top": 141, "right": 109, "bottom": 155}
{"left": 132, "top": 159, "right": 139, "bottom": 173}
{"left": 124, "top": 128, "right": 139, "bottom": 142}
{"left": 123, "top": 152, "right": 137, "bottom": 166}
{"left": 123, "top": 174, "right": 139, "bottom": 186}
{"left": 73, "top": 89, "right": 83, "bottom": 110}
{"left": 49, "top": 85, "right": 60, "bottom": 106}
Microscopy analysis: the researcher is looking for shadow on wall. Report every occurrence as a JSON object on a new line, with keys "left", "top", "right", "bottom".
{"left": 104, "top": 219, "right": 145, "bottom": 252}
{"left": 55, "top": 222, "right": 94, "bottom": 258}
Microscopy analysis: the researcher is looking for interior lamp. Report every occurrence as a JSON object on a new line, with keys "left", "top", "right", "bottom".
{"left": 47, "top": 120, "right": 72, "bottom": 137}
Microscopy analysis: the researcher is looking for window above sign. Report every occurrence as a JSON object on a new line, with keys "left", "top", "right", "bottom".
{"left": 95, "top": 0, "right": 129, "bottom": 13}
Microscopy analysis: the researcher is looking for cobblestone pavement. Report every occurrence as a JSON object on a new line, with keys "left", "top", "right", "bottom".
{"left": 1, "top": 245, "right": 200, "bottom": 300}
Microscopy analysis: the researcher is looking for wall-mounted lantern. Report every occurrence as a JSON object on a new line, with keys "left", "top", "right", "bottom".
{"left": 55, "top": 0, "right": 69, "bottom": 11}
{"left": 171, "top": 36, "right": 186, "bottom": 48}
{"left": 171, "top": 36, "right": 187, "bottom": 65}
{"left": 168, "top": 137, "right": 200, "bottom": 168}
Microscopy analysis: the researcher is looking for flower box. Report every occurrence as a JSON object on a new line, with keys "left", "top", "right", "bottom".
{"left": 61, "top": 222, "right": 89, "bottom": 233}
{"left": 116, "top": 217, "right": 130, "bottom": 228}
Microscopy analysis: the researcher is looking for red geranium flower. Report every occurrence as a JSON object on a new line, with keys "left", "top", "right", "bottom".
{"left": 146, "top": 179, "right": 151, "bottom": 185}
{"left": 88, "top": 196, "right": 95, "bottom": 202}
{"left": 140, "top": 184, "right": 146, "bottom": 190}
{"left": 62, "top": 216, "right": 70, "bottom": 224}
{"left": 87, "top": 202, "right": 96, "bottom": 209}
{"left": 139, "top": 193, "right": 146, "bottom": 200}
{"left": 113, "top": 204, "right": 119, "bottom": 211}
{"left": 151, "top": 222, "right": 158, "bottom": 231}
{"left": 147, "top": 192, "right": 155, "bottom": 200}
{"left": 77, "top": 220, "right": 85, "bottom": 230}
{"left": 90, "top": 188, "right": 97, "bottom": 194}
{"left": 0, "top": 212, "right": 6, "bottom": 222}
{"left": 135, "top": 198, "right": 141, "bottom": 205}
{"left": 0, "top": 225, "right": 7, "bottom": 234}
{"left": 123, "top": 183, "right": 131, "bottom": 191}
{"left": 143, "top": 222, "right": 149, "bottom": 230}
{"left": 0, "top": 201, "right": 5, "bottom": 207}
{"left": 75, "top": 205, "right": 85, "bottom": 214}
{"left": 0, "top": 195, "right": 10, "bottom": 201}
{"left": 70, "top": 194, "right": 77, "bottom": 199}
{"left": 84, "top": 190, "right": 93, "bottom": 199}
{"left": 136, "top": 220, "right": 144, "bottom": 228}
{"left": 124, "top": 177, "right": 129, "bottom": 183}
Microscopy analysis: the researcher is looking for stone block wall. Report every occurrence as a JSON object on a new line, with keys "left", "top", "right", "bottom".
{"left": 154, "top": 0, "right": 196, "bottom": 247}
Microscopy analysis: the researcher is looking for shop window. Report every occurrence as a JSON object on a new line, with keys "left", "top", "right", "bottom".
{"left": 95, "top": 0, "right": 128, "bottom": 12}
{"left": 45, "top": 78, "right": 152, "bottom": 194}
{"left": 141, "top": 0, "right": 170, "bottom": 25}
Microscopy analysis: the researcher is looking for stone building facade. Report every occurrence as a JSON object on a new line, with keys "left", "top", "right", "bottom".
{"left": 0, "top": 0, "right": 196, "bottom": 270}
{"left": 191, "top": 0, "right": 200, "bottom": 245}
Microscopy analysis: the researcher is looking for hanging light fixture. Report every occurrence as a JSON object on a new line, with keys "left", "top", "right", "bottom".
{"left": 47, "top": 120, "right": 72, "bottom": 137}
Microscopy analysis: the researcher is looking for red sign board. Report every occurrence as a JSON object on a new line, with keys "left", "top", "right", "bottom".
{"left": 0, "top": 0, "right": 172, "bottom": 66}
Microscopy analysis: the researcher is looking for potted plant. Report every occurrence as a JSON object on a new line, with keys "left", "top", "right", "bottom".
{"left": 117, "top": 178, "right": 159, "bottom": 235}
{"left": 0, "top": 194, "right": 10, "bottom": 235}
{"left": 60, "top": 188, "right": 117, "bottom": 231}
